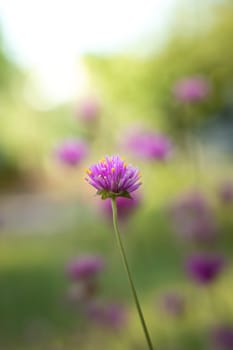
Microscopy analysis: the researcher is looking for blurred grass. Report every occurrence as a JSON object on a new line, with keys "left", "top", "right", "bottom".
{"left": 0, "top": 160, "right": 233, "bottom": 349}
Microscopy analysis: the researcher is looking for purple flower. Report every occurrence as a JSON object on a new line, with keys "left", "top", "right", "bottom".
{"left": 76, "top": 97, "right": 100, "bottom": 123}
{"left": 66, "top": 255, "right": 105, "bottom": 281}
{"left": 123, "top": 129, "right": 172, "bottom": 161}
{"left": 169, "top": 191, "right": 216, "bottom": 243}
{"left": 85, "top": 155, "right": 142, "bottom": 199}
{"left": 86, "top": 301, "right": 127, "bottom": 330}
{"left": 218, "top": 181, "right": 233, "bottom": 204}
{"left": 209, "top": 325, "right": 233, "bottom": 350}
{"left": 173, "top": 76, "right": 210, "bottom": 103}
{"left": 185, "top": 253, "right": 225, "bottom": 285}
{"left": 99, "top": 192, "right": 141, "bottom": 221}
{"left": 159, "top": 291, "right": 185, "bottom": 318}
{"left": 55, "top": 139, "right": 88, "bottom": 166}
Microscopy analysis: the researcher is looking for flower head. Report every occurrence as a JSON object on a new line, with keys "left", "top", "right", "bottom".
{"left": 159, "top": 291, "right": 185, "bottom": 318}
{"left": 209, "top": 324, "right": 233, "bottom": 350}
{"left": 55, "top": 139, "right": 88, "bottom": 166}
{"left": 66, "top": 255, "right": 105, "bottom": 281}
{"left": 123, "top": 129, "right": 172, "bottom": 161}
{"left": 86, "top": 301, "right": 127, "bottom": 330}
{"left": 185, "top": 252, "right": 225, "bottom": 285}
{"left": 173, "top": 76, "right": 210, "bottom": 103}
{"left": 85, "top": 155, "right": 142, "bottom": 199}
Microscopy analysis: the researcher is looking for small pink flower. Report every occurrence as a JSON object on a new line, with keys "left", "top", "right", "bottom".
{"left": 66, "top": 255, "right": 105, "bottom": 281}
{"left": 55, "top": 139, "right": 88, "bottom": 166}
{"left": 185, "top": 252, "right": 226, "bottom": 285}
{"left": 173, "top": 76, "right": 210, "bottom": 103}
{"left": 123, "top": 129, "right": 172, "bottom": 161}
{"left": 86, "top": 301, "right": 127, "bottom": 330}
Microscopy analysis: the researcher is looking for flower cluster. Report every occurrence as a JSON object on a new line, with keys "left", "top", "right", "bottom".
{"left": 85, "top": 155, "right": 142, "bottom": 199}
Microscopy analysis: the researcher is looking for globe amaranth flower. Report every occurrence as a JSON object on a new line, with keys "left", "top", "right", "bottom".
{"left": 66, "top": 255, "right": 105, "bottom": 281}
{"left": 86, "top": 301, "right": 127, "bottom": 330}
{"left": 55, "top": 138, "right": 88, "bottom": 166}
{"left": 85, "top": 155, "right": 142, "bottom": 199}
{"left": 209, "top": 324, "right": 233, "bottom": 350}
{"left": 159, "top": 291, "right": 185, "bottom": 318}
{"left": 185, "top": 252, "right": 226, "bottom": 285}
{"left": 169, "top": 191, "right": 217, "bottom": 243}
{"left": 99, "top": 192, "right": 141, "bottom": 221}
{"left": 173, "top": 76, "right": 210, "bottom": 103}
{"left": 76, "top": 97, "right": 100, "bottom": 123}
{"left": 218, "top": 180, "right": 233, "bottom": 205}
{"left": 123, "top": 129, "right": 172, "bottom": 161}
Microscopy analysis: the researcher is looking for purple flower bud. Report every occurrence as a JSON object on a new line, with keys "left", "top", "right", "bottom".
{"left": 123, "top": 129, "right": 172, "bottom": 161}
{"left": 159, "top": 291, "right": 185, "bottom": 318}
{"left": 55, "top": 139, "right": 88, "bottom": 166}
{"left": 66, "top": 255, "right": 105, "bottom": 281}
{"left": 173, "top": 76, "right": 210, "bottom": 103}
{"left": 98, "top": 193, "right": 141, "bottom": 221}
{"left": 218, "top": 181, "right": 233, "bottom": 204}
{"left": 86, "top": 301, "right": 127, "bottom": 330}
{"left": 169, "top": 191, "right": 217, "bottom": 243}
{"left": 76, "top": 97, "right": 100, "bottom": 123}
{"left": 85, "top": 155, "right": 142, "bottom": 199}
{"left": 209, "top": 324, "right": 233, "bottom": 350}
{"left": 185, "top": 252, "right": 226, "bottom": 285}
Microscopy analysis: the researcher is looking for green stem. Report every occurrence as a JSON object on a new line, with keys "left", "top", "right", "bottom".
{"left": 111, "top": 198, "right": 155, "bottom": 350}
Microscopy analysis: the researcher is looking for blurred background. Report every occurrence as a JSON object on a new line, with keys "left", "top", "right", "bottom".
{"left": 0, "top": 0, "right": 233, "bottom": 349}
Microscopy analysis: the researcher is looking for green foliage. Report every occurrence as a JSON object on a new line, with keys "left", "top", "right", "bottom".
{"left": 85, "top": 2, "right": 233, "bottom": 138}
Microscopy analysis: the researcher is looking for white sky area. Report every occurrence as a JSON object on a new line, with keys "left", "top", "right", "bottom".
{"left": 0, "top": 0, "right": 178, "bottom": 107}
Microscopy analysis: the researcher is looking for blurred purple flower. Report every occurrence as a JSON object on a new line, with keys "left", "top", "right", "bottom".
{"left": 218, "top": 181, "right": 233, "bottom": 205}
{"left": 99, "top": 193, "right": 141, "bottom": 221}
{"left": 123, "top": 129, "right": 172, "bottom": 161}
{"left": 169, "top": 191, "right": 217, "bottom": 243}
{"left": 185, "top": 252, "right": 225, "bottom": 285}
{"left": 173, "top": 76, "right": 210, "bottom": 103}
{"left": 85, "top": 155, "right": 142, "bottom": 199}
{"left": 66, "top": 255, "right": 105, "bottom": 281}
{"left": 159, "top": 291, "right": 185, "bottom": 318}
{"left": 209, "top": 324, "right": 233, "bottom": 350}
{"left": 55, "top": 139, "right": 88, "bottom": 166}
{"left": 76, "top": 97, "right": 100, "bottom": 123}
{"left": 86, "top": 301, "right": 127, "bottom": 330}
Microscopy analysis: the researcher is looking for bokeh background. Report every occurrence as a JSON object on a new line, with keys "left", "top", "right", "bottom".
{"left": 0, "top": 0, "right": 233, "bottom": 349}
